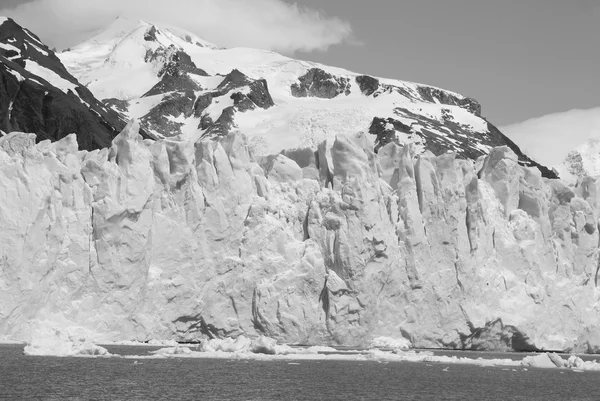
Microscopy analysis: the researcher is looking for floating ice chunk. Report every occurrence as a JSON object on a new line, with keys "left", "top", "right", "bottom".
{"left": 23, "top": 324, "right": 110, "bottom": 357}
{"left": 547, "top": 353, "right": 566, "bottom": 368}
{"left": 302, "top": 345, "right": 338, "bottom": 354}
{"left": 200, "top": 336, "right": 252, "bottom": 353}
{"left": 150, "top": 346, "right": 193, "bottom": 356}
{"left": 24, "top": 335, "right": 109, "bottom": 357}
{"left": 250, "top": 336, "right": 295, "bottom": 355}
{"left": 74, "top": 343, "right": 111, "bottom": 356}
{"left": 567, "top": 355, "right": 584, "bottom": 369}
{"left": 522, "top": 353, "right": 557, "bottom": 369}
{"left": 370, "top": 336, "right": 412, "bottom": 350}
{"left": 147, "top": 339, "right": 179, "bottom": 346}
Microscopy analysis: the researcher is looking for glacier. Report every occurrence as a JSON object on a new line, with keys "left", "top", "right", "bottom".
{"left": 2, "top": 119, "right": 600, "bottom": 353}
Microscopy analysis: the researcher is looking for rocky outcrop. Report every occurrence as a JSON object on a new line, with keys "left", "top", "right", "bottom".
{"left": 143, "top": 75, "right": 201, "bottom": 97}
{"left": 416, "top": 86, "right": 481, "bottom": 117}
{"left": 0, "top": 18, "right": 144, "bottom": 150}
{"left": 135, "top": 67, "right": 275, "bottom": 139}
{"left": 369, "top": 109, "right": 558, "bottom": 179}
{"left": 198, "top": 70, "right": 274, "bottom": 139}
{"left": 291, "top": 68, "right": 351, "bottom": 99}
{"left": 356, "top": 74, "right": 481, "bottom": 116}
{"left": 144, "top": 44, "right": 208, "bottom": 78}
{"left": 216, "top": 69, "right": 274, "bottom": 111}
{"left": 1, "top": 121, "right": 599, "bottom": 352}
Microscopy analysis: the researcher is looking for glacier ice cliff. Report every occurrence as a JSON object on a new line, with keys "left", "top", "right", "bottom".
{"left": 2, "top": 121, "right": 600, "bottom": 352}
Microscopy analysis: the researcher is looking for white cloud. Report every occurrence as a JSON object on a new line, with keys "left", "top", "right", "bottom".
{"left": 0, "top": 0, "right": 354, "bottom": 53}
{"left": 501, "top": 107, "right": 600, "bottom": 169}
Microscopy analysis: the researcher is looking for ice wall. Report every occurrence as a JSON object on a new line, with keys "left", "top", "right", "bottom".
{"left": 2, "top": 121, "right": 600, "bottom": 352}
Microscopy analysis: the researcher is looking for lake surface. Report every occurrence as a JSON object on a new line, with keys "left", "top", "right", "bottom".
{"left": 1, "top": 344, "right": 599, "bottom": 400}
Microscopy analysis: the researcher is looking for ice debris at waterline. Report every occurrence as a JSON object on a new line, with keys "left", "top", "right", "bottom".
{"left": 22, "top": 335, "right": 600, "bottom": 372}
{"left": 4, "top": 120, "right": 600, "bottom": 351}
{"left": 23, "top": 328, "right": 110, "bottom": 357}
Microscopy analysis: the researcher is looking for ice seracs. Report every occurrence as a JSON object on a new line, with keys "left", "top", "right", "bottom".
{"left": 2, "top": 119, "right": 600, "bottom": 353}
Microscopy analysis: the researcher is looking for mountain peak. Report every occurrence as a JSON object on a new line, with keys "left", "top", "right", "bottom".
{"left": 0, "top": 17, "right": 153, "bottom": 150}
{"left": 71, "top": 16, "right": 221, "bottom": 53}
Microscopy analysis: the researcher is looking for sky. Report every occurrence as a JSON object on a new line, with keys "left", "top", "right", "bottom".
{"left": 0, "top": 0, "right": 598, "bottom": 126}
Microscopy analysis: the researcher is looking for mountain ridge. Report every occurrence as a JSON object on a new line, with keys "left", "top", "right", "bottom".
{"left": 57, "top": 17, "right": 556, "bottom": 178}
{"left": 0, "top": 17, "right": 152, "bottom": 150}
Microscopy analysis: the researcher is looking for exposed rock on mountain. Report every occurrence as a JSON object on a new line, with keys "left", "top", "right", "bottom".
{"left": 1, "top": 121, "right": 599, "bottom": 353}
{"left": 369, "top": 110, "right": 557, "bottom": 178}
{"left": 0, "top": 18, "right": 144, "bottom": 150}
{"left": 291, "top": 68, "right": 351, "bottom": 99}
{"left": 59, "top": 18, "right": 552, "bottom": 180}
{"left": 562, "top": 139, "right": 600, "bottom": 181}
{"left": 356, "top": 74, "right": 482, "bottom": 116}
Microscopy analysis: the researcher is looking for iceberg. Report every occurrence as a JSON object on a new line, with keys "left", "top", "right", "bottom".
{"left": 370, "top": 337, "right": 412, "bottom": 350}
{"left": 23, "top": 328, "right": 110, "bottom": 357}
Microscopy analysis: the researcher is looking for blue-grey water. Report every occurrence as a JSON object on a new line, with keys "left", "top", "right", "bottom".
{"left": 1, "top": 344, "right": 599, "bottom": 400}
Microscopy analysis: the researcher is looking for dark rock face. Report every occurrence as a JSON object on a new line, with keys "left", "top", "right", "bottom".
{"left": 216, "top": 69, "right": 274, "bottom": 110}
{"left": 0, "top": 18, "right": 150, "bottom": 150}
{"left": 231, "top": 92, "right": 256, "bottom": 112}
{"left": 291, "top": 68, "right": 351, "bottom": 99}
{"left": 355, "top": 75, "right": 413, "bottom": 99}
{"left": 145, "top": 45, "right": 208, "bottom": 78}
{"left": 196, "top": 70, "right": 275, "bottom": 139}
{"left": 1, "top": 61, "right": 119, "bottom": 150}
{"left": 417, "top": 86, "right": 482, "bottom": 117}
{"left": 245, "top": 79, "right": 274, "bottom": 110}
{"left": 356, "top": 74, "right": 481, "bottom": 117}
{"left": 485, "top": 122, "right": 557, "bottom": 178}
{"left": 138, "top": 66, "right": 275, "bottom": 138}
{"left": 369, "top": 108, "right": 557, "bottom": 179}
{"left": 143, "top": 74, "right": 201, "bottom": 97}
{"left": 144, "top": 25, "right": 158, "bottom": 41}
{"left": 193, "top": 93, "right": 214, "bottom": 118}
{"left": 355, "top": 75, "right": 380, "bottom": 96}
{"left": 217, "top": 69, "right": 251, "bottom": 92}
{"left": 103, "top": 98, "right": 129, "bottom": 113}
{"left": 200, "top": 114, "right": 213, "bottom": 130}
{"left": 140, "top": 91, "right": 196, "bottom": 136}
{"left": 203, "top": 106, "right": 236, "bottom": 137}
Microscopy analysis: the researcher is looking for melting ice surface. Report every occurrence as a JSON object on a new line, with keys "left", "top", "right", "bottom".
{"left": 20, "top": 333, "right": 600, "bottom": 372}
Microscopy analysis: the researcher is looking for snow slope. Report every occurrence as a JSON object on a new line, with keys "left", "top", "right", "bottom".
{"left": 60, "top": 17, "right": 220, "bottom": 101}
{"left": 502, "top": 108, "right": 600, "bottom": 179}
{"left": 58, "top": 17, "right": 552, "bottom": 178}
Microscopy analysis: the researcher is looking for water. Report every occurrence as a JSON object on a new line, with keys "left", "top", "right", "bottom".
{"left": 1, "top": 344, "right": 599, "bottom": 400}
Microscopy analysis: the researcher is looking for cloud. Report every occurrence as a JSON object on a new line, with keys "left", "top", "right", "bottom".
{"left": 0, "top": 0, "right": 354, "bottom": 53}
{"left": 501, "top": 107, "right": 600, "bottom": 170}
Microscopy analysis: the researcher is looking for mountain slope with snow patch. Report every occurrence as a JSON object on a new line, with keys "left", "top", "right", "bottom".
{"left": 0, "top": 17, "right": 152, "bottom": 150}
{"left": 59, "top": 18, "right": 554, "bottom": 177}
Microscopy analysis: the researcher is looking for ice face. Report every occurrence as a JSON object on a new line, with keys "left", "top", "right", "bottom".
{"left": 1, "top": 121, "right": 600, "bottom": 353}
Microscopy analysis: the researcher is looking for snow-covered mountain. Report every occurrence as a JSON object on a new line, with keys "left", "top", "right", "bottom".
{"left": 502, "top": 108, "right": 600, "bottom": 180}
{"left": 11, "top": 17, "right": 600, "bottom": 352}
{"left": 0, "top": 17, "right": 152, "bottom": 150}
{"left": 59, "top": 17, "right": 554, "bottom": 177}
